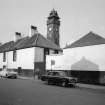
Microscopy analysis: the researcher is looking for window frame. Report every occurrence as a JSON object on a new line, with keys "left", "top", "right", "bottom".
{"left": 13, "top": 50, "right": 17, "bottom": 62}
{"left": 3, "top": 52, "right": 6, "bottom": 62}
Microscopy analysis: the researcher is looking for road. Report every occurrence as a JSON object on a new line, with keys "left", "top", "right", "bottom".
{"left": 0, "top": 79, "right": 105, "bottom": 105}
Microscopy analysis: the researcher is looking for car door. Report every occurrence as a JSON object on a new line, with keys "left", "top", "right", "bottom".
{"left": 52, "top": 72, "right": 61, "bottom": 84}
{"left": 47, "top": 72, "right": 54, "bottom": 83}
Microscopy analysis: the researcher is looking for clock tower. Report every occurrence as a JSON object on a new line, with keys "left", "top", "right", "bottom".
{"left": 47, "top": 9, "right": 60, "bottom": 46}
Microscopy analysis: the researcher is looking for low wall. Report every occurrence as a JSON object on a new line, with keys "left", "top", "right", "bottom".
{"left": 71, "top": 70, "right": 105, "bottom": 85}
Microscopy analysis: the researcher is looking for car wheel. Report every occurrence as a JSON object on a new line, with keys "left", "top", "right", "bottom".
{"left": 69, "top": 84, "right": 73, "bottom": 87}
{"left": 6, "top": 74, "right": 8, "bottom": 77}
{"left": 14, "top": 76, "right": 17, "bottom": 79}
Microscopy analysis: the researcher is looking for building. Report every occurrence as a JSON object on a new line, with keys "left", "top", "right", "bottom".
{"left": 46, "top": 32, "right": 105, "bottom": 84}
{"left": 47, "top": 9, "right": 60, "bottom": 46}
{"left": 0, "top": 10, "right": 62, "bottom": 78}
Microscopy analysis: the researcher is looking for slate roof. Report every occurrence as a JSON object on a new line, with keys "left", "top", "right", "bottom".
{"left": 0, "top": 33, "right": 62, "bottom": 53}
{"left": 64, "top": 32, "right": 105, "bottom": 49}
{"left": 35, "top": 34, "right": 61, "bottom": 50}
{"left": 0, "top": 41, "right": 14, "bottom": 53}
{"left": 14, "top": 37, "right": 29, "bottom": 49}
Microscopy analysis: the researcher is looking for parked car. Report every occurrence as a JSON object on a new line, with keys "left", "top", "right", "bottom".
{"left": 41, "top": 71, "right": 78, "bottom": 87}
{"left": 0, "top": 69, "right": 18, "bottom": 79}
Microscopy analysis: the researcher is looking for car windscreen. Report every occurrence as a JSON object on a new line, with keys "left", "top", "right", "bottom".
{"left": 48, "top": 71, "right": 67, "bottom": 76}
{"left": 6, "top": 69, "right": 14, "bottom": 72}
{"left": 58, "top": 72, "right": 66, "bottom": 76}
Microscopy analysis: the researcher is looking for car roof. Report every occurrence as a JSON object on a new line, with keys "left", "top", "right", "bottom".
{"left": 48, "top": 71, "right": 64, "bottom": 73}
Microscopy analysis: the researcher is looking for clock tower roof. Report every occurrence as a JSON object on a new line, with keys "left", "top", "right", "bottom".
{"left": 48, "top": 9, "right": 59, "bottom": 19}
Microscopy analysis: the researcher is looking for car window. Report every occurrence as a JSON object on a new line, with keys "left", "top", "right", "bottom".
{"left": 7, "top": 69, "right": 12, "bottom": 72}
{"left": 52, "top": 72, "right": 59, "bottom": 76}
{"left": 47, "top": 72, "right": 53, "bottom": 75}
{"left": 47, "top": 72, "right": 59, "bottom": 76}
{"left": 47, "top": 71, "right": 67, "bottom": 76}
{"left": 6, "top": 69, "right": 15, "bottom": 72}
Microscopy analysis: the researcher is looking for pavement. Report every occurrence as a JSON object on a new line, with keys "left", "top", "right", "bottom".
{"left": 76, "top": 83, "right": 105, "bottom": 93}
{"left": 18, "top": 76, "right": 105, "bottom": 92}
{"left": 18, "top": 76, "right": 34, "bottom": 80}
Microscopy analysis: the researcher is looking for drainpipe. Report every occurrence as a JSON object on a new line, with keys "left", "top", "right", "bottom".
{"left": 33, "top": 33, "right": 39, "bottom": 79}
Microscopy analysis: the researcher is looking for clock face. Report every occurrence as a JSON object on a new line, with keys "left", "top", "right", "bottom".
{"left": 49, "top": 27, "right": 52, "bottom": 31}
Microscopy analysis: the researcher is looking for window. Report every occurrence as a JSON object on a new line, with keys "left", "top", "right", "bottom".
{"left": 44, "top": 48, "right": 49, "bottom": 55}
{"left": 13, "top": 50, "right": 17, "bottom": 62}
{"left": 3, "top": 52, "right": 6, "bottom": 62}
{"left": 54, "top": 50, "right": 58, "bottom": 54}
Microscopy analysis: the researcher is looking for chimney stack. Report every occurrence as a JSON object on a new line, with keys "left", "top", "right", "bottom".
{"left": 14, "top": 32, "right": 22, "bottom": 41}
{"left": 29, "top": 25, "right": 38, "bottom": 37}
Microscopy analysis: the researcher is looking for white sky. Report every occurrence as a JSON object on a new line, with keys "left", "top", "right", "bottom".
{"left": 0, "top": 0, "right": 105, "bottom": 48}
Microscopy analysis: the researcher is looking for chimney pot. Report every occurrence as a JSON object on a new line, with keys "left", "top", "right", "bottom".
{"left": 14, "top": 32, "right": 22, "bottom": 41}
{"left": 29, "top": 25, "right": 38, "bottom": 37}
{"left": 31, "top": 25, "right": 37, "bottom": 30}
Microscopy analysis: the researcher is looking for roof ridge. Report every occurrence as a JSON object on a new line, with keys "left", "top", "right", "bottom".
{"left": 64, "top": 31, "right": 105, "bottom": 49}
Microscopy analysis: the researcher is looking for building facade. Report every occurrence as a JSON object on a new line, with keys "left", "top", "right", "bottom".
{"left": 46, "top": 32, "right": 105, "bottom": 85}
{"left": 0, "top": 9, "right": 62, "bottom": 78}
